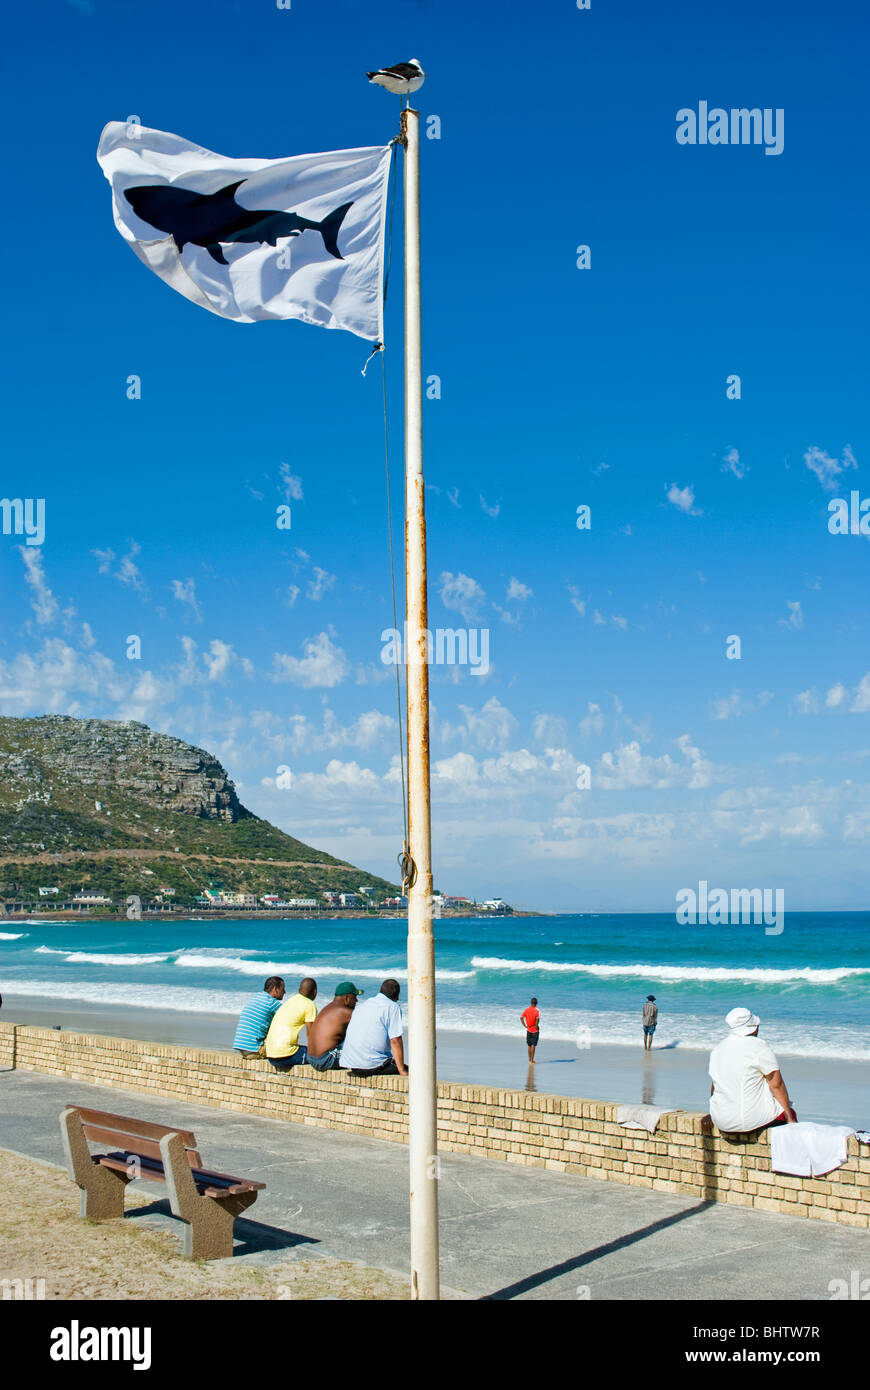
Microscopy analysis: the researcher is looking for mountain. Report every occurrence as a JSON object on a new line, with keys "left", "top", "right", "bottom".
{"left": 0, "top": 716, "right": 399, "bottom": 908}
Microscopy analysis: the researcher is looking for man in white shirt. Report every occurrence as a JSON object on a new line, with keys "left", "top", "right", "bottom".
{"left": 340, "top": 978, "right": 408, "bottom": 1077}
{"left": 708, "top": 1007, "right": 797, "bottom": 1133}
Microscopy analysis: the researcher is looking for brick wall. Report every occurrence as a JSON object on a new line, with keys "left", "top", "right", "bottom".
{"left": 1, "top": 1021, "right": 867, "bottom": 1228}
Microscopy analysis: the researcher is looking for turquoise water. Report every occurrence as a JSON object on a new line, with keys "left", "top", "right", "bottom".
{"left": 1, "top": 911, "right": 868, "bottom": 1059}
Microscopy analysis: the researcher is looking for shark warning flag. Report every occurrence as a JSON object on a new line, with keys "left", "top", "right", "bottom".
{"left": 97, "top": 122, "right": 392, "bottom": 341}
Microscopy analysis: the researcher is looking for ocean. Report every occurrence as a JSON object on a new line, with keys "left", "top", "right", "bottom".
{"left": 1, "top": 910, "right": 868, "bottom": 1062}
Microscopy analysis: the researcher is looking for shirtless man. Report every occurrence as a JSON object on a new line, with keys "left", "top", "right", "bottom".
{"left": 305, "top": 982, "right": 363, "bottom": 1070}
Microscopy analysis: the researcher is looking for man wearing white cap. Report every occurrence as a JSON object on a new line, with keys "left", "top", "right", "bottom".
{"left": 708, "top": 1007, "right": 797, "bottom": 1133}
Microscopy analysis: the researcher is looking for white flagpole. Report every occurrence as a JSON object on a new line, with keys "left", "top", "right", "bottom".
{"left": 401, "top": 104, "right": 440, "bottom": 1301}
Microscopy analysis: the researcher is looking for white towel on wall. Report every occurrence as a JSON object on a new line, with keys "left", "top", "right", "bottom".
{"left": 617, "top": 1104, "right": 676, "bottom": 1134}
{"left": 770, "top": 1122, "right": 856, "bottom": 1177}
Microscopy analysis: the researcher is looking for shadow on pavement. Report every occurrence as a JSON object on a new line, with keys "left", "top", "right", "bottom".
{"left": 124, "top": 1195, "right": 320, "bottom": 1255}
{"left": 480, "top": 1199, "right": 712, "bottom": 1300}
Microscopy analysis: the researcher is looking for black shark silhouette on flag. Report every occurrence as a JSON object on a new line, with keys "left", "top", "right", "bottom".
{"left": 123, "top": 180, "right": 353, "bottom": 265}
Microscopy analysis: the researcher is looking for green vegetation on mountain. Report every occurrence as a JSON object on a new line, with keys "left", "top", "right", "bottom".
{"left": 0, "top": 716, "right": 399, "bottom": 907}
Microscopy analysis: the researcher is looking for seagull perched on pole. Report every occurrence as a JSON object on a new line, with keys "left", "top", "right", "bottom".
{"left": 366, "top": 59, "right": 425, "bottom": 105}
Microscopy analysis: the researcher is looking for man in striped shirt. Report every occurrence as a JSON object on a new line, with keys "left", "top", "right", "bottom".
{"left": 233, "top": 976, "right": 286, "bottom": 1057}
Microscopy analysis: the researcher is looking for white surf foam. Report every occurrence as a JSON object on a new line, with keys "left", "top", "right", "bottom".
{"left": 0, "top": 932, "right": 25, "bottom": 940}
{"left": 174, "top": 953, "right": 475, "bottom": 982}
{"left": 2, "top": 979, "right": 248, "bottom": 1015}
{"left": 471, "top": 956, "right": 870, "bottom": 985}
{"left": 63, "top": 951, "right": 176, "bottom": 967}
{"left": 434, "top": 1004, "right": 870, "bottom": 1061}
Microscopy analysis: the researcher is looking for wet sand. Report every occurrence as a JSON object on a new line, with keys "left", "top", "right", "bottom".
{"left": 3, "top": 995, "right": 868, "bottom": 1128}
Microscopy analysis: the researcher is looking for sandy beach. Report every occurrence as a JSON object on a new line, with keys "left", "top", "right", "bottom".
{"left": 4, "top": 995, "right": 867, "bottom": 1128}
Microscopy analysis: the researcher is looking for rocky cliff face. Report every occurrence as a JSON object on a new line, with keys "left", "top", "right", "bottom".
{"left": 0, "top": 716, "right": 400, "bottom": 905}
{"left": 0, "top": 716, "right": 246, "bottom": 822}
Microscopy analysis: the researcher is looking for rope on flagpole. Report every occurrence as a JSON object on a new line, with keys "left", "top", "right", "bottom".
{"left": 381, "top": 346, "right": 409, "bottom": 865}
{"left": 374, "top": 135, "right": 411, "bottom": 876}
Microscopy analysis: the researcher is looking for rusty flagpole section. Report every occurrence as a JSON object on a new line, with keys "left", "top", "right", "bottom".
{"left": 401, "top": 104, "right": 440, "bottom": 1300}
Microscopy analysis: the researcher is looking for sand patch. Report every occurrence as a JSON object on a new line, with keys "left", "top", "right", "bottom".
{"left": 0, "top": 1148, "right": 409, "bottom": 1300}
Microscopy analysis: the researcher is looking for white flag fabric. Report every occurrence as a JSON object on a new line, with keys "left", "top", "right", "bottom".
{"left": 97, "top": 122, "right": 392, "bottom": 341}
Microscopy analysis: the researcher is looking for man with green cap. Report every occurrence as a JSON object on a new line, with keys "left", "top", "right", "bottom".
{"left": 305, "top": 982, "right": 363, "bottom": 1071}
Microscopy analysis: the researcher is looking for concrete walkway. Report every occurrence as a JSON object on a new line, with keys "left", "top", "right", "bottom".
{"left": 2, "top": 1069, "right": 867, "bottom": 1300}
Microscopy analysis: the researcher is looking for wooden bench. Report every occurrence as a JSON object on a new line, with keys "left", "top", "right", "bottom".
{"left": 60, "top": 1104, "right": 265, "bottom": 1260}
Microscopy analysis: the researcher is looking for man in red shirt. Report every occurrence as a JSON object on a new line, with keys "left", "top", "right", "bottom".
{"left": 520, "top": 996, "right": 540, "bottom": 1062}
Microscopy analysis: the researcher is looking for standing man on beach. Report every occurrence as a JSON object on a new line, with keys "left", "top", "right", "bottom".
{"left": 233, "top": 975, "right": 285, "bottom": 1058}
{"left": 306, "top": 982, "right": 363, "bottom": 1071}
{"left": 642, "top": 995, "right": 658, "bottom": 1050}
{"left": 521, "top": 997, "right": 540, "bottom": 1062}
{"left": 265, "top": 976, "right": 318, "bottom": 1072}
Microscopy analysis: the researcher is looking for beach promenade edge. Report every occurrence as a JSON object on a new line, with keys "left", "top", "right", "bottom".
{"left": 1, "top": 1020, "right": 868, "bottom": 1233}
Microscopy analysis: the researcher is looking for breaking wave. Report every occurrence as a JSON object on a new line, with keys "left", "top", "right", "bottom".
{"left": 173, "top": 952, "right": 474, "bottom": 982}
{"left": 470, "top": 957, "right": 870, "bottom": 985}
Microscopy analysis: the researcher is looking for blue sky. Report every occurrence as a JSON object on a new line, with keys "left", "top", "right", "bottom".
{"left": 1, "top": 0, "right": 869, "bottom": 911}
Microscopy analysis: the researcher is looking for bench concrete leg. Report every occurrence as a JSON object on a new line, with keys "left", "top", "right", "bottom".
{"left": 180, "top": 1189, "right": 259, "bottom": 1261}
{"left": 60, "top": 1107, "right": 130, "bottom": 1221}
{"left": 159, "top": 1132, "right": 258, "bottom": 1260}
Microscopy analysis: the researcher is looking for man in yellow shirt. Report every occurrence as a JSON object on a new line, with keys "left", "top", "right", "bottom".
{"left": 264, "top": 977, "right": 318, "bottom": 1071}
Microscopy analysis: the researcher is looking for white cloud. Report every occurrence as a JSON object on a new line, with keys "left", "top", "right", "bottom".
{"left": 709, "top": 690, "right": 775, "bottom": 721}
{"left": 568, "top": 586, "right": 586, "bottom": 617}
{"left": 285, "top": 585, "right": 300, "bottom": 607}
{"left": 844, "top": 812, "right": 870, "bottom": 843}
{"left": 203, "top": 640, "right": 235, "bottom": 682}
{"left": 532, "top": 713, "right": 567, "bottom": 747}
{"left": 596, "top": 736, "right": 712, "bottom": 790}
{"left": 506, "top": 578, "right": 532, "bottom": 603}
{"left": 799, "top": 673, "right": 870, "bottom": 716}
{"left": 721, "top": 447, "right": 746, "bottom": 480}
{"left": 852, "top": 673, "right": 870, "bottom": 713}
{"left": 117, "top": 541, "right": 146, "bottom": 592}
{"left": 271, "top": 631, "right": 349, "bottom": 688}
{"left": 579, "top": 702, "right": 604, "bottom": 737}
{"left": 803, "top": 444, "right": 857, "bottom": 493}
{"left": 115, "top": 668, "right": 178, "bottom": 724}
{"left": 779, "top": 806, "right": 824, "bottom": 844}
{"left": 439, "top": 571, "right": 486, "bottom": 622}
{"left": 279, "top": 464, "right": 304, "bottom": 501}
{"left": 480, "top": 495, "right": 500, "bottom": 519}
{"left": 0, "top": 639, "right": 131, "bottom": 714}
{"left": 20, "top": 548, "right": 59, "bottom": 626}
{"left": 93, "top": 540, "right": 146, "bottom": 593}
{"left": 439, "top": 697, "right": 519, "bottom": 751}
{"left": 794, "top": 689, "right": 819, "bottom": 715}
{"left": 780, "top": 600, "right": 803, "bottom": 631}
{"left": 171, "top": 578, "right": 202, "bottom": 623}
{"left": 250, "top": 706, "right": 397, "bottom": 757}
{"left": 306, "top": 567, "right": 336, "bottom": 601}
{"left": 665, "top": 483, "right": 702, "bottom": 516}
